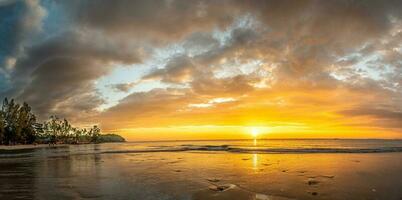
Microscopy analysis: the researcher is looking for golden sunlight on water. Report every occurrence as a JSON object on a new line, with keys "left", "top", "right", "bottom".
{"left": 252, "top": 153, "right": 259, "bottom": 171}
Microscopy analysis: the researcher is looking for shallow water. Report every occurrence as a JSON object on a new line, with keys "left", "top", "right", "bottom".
{"left": 1, "top": 140, "right": 402, "bottom": 199}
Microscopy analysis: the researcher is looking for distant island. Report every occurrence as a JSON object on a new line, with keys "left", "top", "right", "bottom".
{"left": 0, "top": 98, "right": 125, "bottom": 145}
{"left": 96, "top": 134, "right": 126, "bottom": 143}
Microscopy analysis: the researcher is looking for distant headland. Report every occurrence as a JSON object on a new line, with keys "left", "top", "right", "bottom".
{"left": 0, "top": 98, "right": 125, "bottom": 145}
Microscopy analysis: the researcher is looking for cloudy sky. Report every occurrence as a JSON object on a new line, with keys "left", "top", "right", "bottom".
{"left": 0, "top": 0, "right": 401, "bottom": 140}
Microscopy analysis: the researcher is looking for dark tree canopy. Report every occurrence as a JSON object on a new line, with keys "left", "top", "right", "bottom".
{"left": 0, "top": 98, "right": 113, "bottom": 145}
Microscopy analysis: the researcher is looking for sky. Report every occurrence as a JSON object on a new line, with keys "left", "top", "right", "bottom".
{"left": 0, "top": 0, "right": 401, "bottom": 141}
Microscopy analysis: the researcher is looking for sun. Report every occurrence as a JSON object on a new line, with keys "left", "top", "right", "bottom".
{"left": 251, "top": 127, "right": 259, "bottom": 138}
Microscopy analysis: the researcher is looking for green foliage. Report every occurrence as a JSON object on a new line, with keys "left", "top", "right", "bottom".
{"left": 40, "top": 116, "right": 102, "bottom": 144}
{"left": 0, "top": 97, "right": 124, "bottom": 145}
{"left": 0, "top": 98, "right": 37, "bottom": 144}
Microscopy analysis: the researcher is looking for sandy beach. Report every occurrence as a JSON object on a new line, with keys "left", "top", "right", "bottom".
{"left": 1, "top": 140, "right": 402, "bottom": 200}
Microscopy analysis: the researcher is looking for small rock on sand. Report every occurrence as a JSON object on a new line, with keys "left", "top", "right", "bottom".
{"left": 308, "top": 175, "right": 335, "bottom": 179}
{"left": 207, "top": 178, "right": 220, "bottom": 183}
{"left": 208, "top": 184, "right": 233, "bottom": 192}
{"left": 307, "top": 179, "right": 320, "bottom": 185}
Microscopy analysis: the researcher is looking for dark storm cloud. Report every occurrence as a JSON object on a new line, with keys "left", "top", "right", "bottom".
{"left": 0, "top": 0, "right": 46, "bottom": 68}
{"left": 19, "top": 57, "right": 106, "bottom": 120}
{"left": 11, "top": 30, "right": 142, "bottom": 80}
{"left": 61, "top": 0, "right": 242, "bottom": 43}
{"left": 2, "top": 29, "right": 145, "bottom": 120}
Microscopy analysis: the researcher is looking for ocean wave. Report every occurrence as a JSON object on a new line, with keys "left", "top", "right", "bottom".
{"left": 80, "top": 146, "right": 402, "bottom": 154}
{"left": 2, "top": 145, "right": 402, "bottom": 159}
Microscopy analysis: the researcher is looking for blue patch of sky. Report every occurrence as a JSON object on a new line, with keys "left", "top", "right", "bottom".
{"left": 331, "top": 53, "right": 395, "bottom": 81}
{"left": 0, "top": 74, "right": 8, "bottom": 93}
{"left": 95, "top": 44, "right": 187, "bottom": 110}
{"left": 0, "top": 1, "right": 24, "bottom": 64}
{"left": 0, "top": 1, "right": 25, "bottom": 92}
{"left": 34, "top": 0, "right": 68, "bottom": 43}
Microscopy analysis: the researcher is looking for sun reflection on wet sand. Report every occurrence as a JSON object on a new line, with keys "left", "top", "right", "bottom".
{"left": 252, "top": 153, "right": 259, "bottom": 170}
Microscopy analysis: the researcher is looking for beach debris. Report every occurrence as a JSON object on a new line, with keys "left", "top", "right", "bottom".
{"left": 208, "top": 184, "right": 235, "bottom": 192}
{"left": 282, "top": 169, "right": 288, "bottom": 172}
{"left": 242, "top": 158, "right": 250, "bottom": 161}
{"left": 174, "top": 170, "right": 182, "bottom": 172}
{"left": 206, "top": 178, "right": 220, "bottom": 183}
{"left": 311, "top": 192, "right": 318, "bottom": 196}
{"left": 307, "top": 178, "right": 320, "bottom": 185}
{"left": 372, "top": 188, "right": 376, "bottom": 192}
{"left": 308, "top": 175, "right": 335, "bottom": 179}
{"left": 297, "top": 170, "right": 307, "bottom": 173}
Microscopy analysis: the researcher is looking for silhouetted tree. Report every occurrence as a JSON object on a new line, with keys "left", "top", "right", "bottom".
{"left": 0, "top": 110, "right": 4, "bottom": 144}
{"left": 0, "top": 97, "right": 111, "bottom": 145}
{"left": 2, "top": 98, "right": 20, "bottom": 144}
{"left": 17, "top": 102, "right": 37, "bottom": 144}
{"left": 89, "top": 125, "right": 101, "bottom": 143}
{"left": 0, "top": 98, "right": 37, "bottom": 144}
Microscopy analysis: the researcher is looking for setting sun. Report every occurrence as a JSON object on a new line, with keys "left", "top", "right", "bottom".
{"left": 251, "top": 127, "right": 259, "bottom": 138}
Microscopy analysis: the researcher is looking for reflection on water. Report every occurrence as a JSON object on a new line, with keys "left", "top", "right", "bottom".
{"left": 0, "top": 160, "right": 35, "bottom": 199}
{"left": 0, "top": 141, "right": 402, "bottom": 200}
{"left": 252, "top": 154, "right": 258, "bottom": 171}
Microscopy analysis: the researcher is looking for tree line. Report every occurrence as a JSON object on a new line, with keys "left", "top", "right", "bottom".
{"left": 0, "top": 98, "right": 101, "bottom": 145}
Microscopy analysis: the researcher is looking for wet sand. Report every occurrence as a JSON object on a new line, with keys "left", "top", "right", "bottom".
{"left": 0, "top": 144, "right": 67, "bottom": 150}
{"left": 1, "top": 144, "right": 402, "bottom": 199}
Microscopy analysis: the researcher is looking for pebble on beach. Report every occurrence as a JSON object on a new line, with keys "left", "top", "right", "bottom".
{"left": 206, "top": 178, "right": 220, "bottom": 183}
{"left": 307, "top": 179, "right": 320, "bottom": 185}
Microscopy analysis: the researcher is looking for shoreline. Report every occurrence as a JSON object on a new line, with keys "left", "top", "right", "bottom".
{"left": 0, "top": 144, "right": 69, "bottom": 151}
{"left": 0, "top": 142, "right": 125, "bottom": 151}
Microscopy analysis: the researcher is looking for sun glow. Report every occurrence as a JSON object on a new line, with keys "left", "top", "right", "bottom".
{"left": 250, "top": 127, "right": 260, "bottom": 138}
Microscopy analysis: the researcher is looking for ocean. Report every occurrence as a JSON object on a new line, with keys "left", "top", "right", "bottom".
{"left": 1, "top": 139, "right": 402, "bottom": 199}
